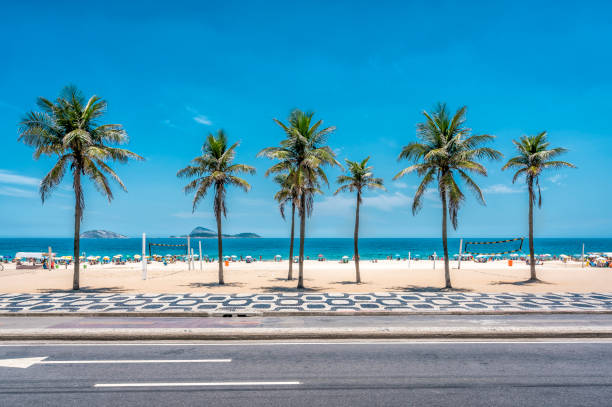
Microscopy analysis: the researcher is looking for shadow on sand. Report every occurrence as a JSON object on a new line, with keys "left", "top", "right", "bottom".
{"left": 491, "top": 279, "right": 552, "bottom": 286}
{"left": 184, "top": 282, "right": 245, "bottom": 289}
{"left": 332, "top": 280, "right": 361, "bottom": 285}
{"left": 387, "top": 285, "right": 473, "bottom": 293}
{"left": 259, "top": 285, "right": 323, "bottom": 293}
{"left": 36, "top": 286, "right": 127, "bottom": 293}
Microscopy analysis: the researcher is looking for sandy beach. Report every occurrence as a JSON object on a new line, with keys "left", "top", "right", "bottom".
{"left": 1, "top": 259, "right": 610, "bottom": 294}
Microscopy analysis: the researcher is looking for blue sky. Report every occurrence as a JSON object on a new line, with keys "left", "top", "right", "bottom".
{"left": 1, "top": 0, "right": 610, "bottom": 238}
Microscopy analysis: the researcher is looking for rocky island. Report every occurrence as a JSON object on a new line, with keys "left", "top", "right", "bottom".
{"left": 80, "top": 230, "right": 127, "bottom": 239}
{"left": 171, "top": 226, "right": 261, "bottom": 239}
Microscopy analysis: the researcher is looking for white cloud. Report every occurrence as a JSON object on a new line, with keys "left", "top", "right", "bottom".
{"left": 547, "top": 174, "right": 566, "bottom": 185}
{"left": 0, "top": 169, "right": 39, "bottom": 186}
{"left": 0, "top": 186, "right": 37, "bottom": 198}
{"left": 171, "top": 211, "right": 213, "bottom": 219}
{"left": 363, "top": 192, "right": 411, "bottom": 211}
{"left": 161, "top": 119, "right": 180, "bottom": 129}
{"left": 193, "top": 115, "right": 212, "bottom": 126}
{"left": 483, "top": 184, "right": 523, "bottom": 194}
{"left": 316, "top": 192, "right": 411, "bottom": 215}
{"left": 394, "top": 181, "right": 409, "bottom": 189}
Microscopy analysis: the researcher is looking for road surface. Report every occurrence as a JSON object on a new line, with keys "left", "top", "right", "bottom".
{"left": 1, "top": 340, "right": 612, "bottom": 406}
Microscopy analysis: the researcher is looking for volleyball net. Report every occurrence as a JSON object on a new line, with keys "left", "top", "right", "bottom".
{"left": 463, "top": 238, "right": 524, "bottom": 255}
{"left": 148, "top": 243, "right": 188, "bottom": 257}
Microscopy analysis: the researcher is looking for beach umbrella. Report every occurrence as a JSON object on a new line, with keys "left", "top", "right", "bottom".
{"left": 86, "top": 256, "right": 96, "bottom": 260}
{"left": 134, "top": 255, "right": 141, "bottom": 259}
{"left": 342, "top": 256, "right": 349, "bottom": 259}
{"left": 509, "top": 253, "right": 519, "bottom": 257}
{"left": 318, "top": 254, "right": 323, "bottom": 257}
{"left": 103, "top": 256, "right": 110, "bottom": 260}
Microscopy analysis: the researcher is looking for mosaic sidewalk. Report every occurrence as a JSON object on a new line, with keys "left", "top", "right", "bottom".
{"left": 1, "top": 292, "right": 612, "bottom": 314}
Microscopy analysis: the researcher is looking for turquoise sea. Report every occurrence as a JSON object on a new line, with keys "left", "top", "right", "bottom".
{"left": 0, "top": 238, "right": 610, "bottom": 260}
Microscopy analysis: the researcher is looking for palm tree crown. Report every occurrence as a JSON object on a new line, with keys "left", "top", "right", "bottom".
{"left": 19, "top": 85, "right": 142, "bottom": 206}
{"left": 335, "top": 157, "right": 385, "bottom": 200}
{"left": 177, "top": 130, "right": 255, "bottom": 213}
{"left": 394, "top": 103, "right": 501, "bottom": 227}
{"left": 502, "top": 131, "right": 575, "bottom": 207}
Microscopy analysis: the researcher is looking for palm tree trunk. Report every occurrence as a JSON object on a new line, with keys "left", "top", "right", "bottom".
{"left": 216, "top": 199, "right": 224, "bottom": 285}
{"left": 441, "top": 191, "right": 452, "bottom": 289}
{"left": 72, "top": 170, "right": 82, "bottom": 291}
{"left": 528, "top": 180, "right": 537, "bottom": 281}
{"left": 354, "top": 191, "right": 361, "bottom": 284}
{"left": 297, "top": 193, "right": 306, "bottom": 289}
{"left": 288, "top": 202, "right": 295, "bottom": 280}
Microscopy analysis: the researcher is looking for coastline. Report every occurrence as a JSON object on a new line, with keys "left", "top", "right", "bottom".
{"left": 1, "top": 259, "right": 609, "bottom": 294}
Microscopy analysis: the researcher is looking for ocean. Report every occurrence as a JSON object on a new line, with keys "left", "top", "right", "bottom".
{"left": 0, "top": 238, "right": 610, "bottom": 260}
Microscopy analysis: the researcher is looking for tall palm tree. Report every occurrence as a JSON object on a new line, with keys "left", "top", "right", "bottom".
{"left": 258, "top": 109, "right": 340, "bottom": 289}
{"left": 177, "top": 130, "right": 255, "bottom": 285}
{"left": 334, "top": 157, "right": 385, "bottom": 283}
{"left": 18, "top": 85, "right": 142, "bottom": 290}
{"left": 273, "top": 171, "right": 297, "bottom": 280}
{"left": 273, "top": 169, "right": 322, "bottom": 280}
{"left": 394, "top": 103, "right": 501, "bottom": 289}
{"left": 502, "top": 131, "right": 575, "bottom": 281}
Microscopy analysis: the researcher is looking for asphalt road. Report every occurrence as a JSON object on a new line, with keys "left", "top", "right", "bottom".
{"left": 1, "top": 340, "right": 612, "bottom": 406}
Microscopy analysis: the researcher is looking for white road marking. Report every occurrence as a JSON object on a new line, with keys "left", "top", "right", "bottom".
{"left": 95, "top": 381, "right": 301, "bottom": 388}
{"left": 40, "top": 359, "right": 231, "bottom": 364}
{"left": 0, "top": 357, "right": 48, "bottom": 368}
{"left": 0, "top": 357, "right": 230, "bottom": 368}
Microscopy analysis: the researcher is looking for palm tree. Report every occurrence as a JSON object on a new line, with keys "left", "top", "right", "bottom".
{"left": 18, "top": 85, "right": 142, "bottom": 290}
{"left": 502, "top": 131, "right": 575, "bottom": 281}
{"left": 177, "top": 130, "right": 255, "bottom": 285}
{"left": 258, "top": 109, "right": 340, "bottom": 289}
{"left": 273, "top": 169, "right": 322, "bottom": 281}
{"left": 334, "top": 157, "right": 385, "bottom": 283}
{"left": 273, "top": 171, "right": 297, "bottom": 280}
{"left": 394, "top": 103, "right": 501, "bottom": 289}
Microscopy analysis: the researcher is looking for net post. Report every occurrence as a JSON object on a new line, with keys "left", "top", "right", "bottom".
{"left": 199, "top": 240, "right": 203, "bottom": 271}
{"left": 408, "top": 251, "right": 411, "bottom": 269}
{"left": 142, "top": 233, "right": 147, "bottom": 280}
{"left": 458, "top": 238, "right": 463, "bottom": 270}
{"left": 433, "top": 252, "right": 436, "bottom": 269}
{"left": 581, "top": 243, "right": 585, "bottom": 268}
{"left": 187, "top": 235, "right": 191, "bottom": 271}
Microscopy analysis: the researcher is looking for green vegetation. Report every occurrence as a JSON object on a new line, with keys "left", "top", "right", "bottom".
{"left": 259, "top": 110, "right": 340, "bottom": 289}
{"left": 502, "top": 131, "right": 575, "bottom": 281}
{"left": 335, "top": 157, "right": 385, "bottom": 283}
{"left": 177, "top": 130, "right": 255, "bottom": 285}
{"left": 18, "top": 85, "right": 142, "bottom": 290}
{"left": 18, "top": 85, "right": 577, "bottom": 291}
{"left": 394, "top": 103, "right": 502, "bottom": 289}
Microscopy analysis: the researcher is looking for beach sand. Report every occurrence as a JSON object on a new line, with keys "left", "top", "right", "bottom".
{"left": 0, "top": 259, "right": 610, "bottom": 293}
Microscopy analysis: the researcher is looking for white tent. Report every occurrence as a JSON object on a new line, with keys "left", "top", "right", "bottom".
{"left": 16, "top": 252, "right": 53, "bottom": 260}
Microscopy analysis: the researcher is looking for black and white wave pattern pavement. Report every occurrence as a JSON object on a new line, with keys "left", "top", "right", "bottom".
{"left": 1, "top": 292, "right": 612, "bottom": 313}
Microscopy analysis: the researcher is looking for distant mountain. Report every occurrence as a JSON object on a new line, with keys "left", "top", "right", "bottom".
{"left": 80, "top": 230, "right": 127, "bottom": 239}
{"left": 170, "top": 226, "right": 261, "bottom": 238}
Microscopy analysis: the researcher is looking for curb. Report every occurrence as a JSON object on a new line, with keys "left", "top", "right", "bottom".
{"left": 2, "top": 327, "right": 612, "bottom": 341}
{"left": 1, "top": 310, "right": 612, "bottom": 317}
